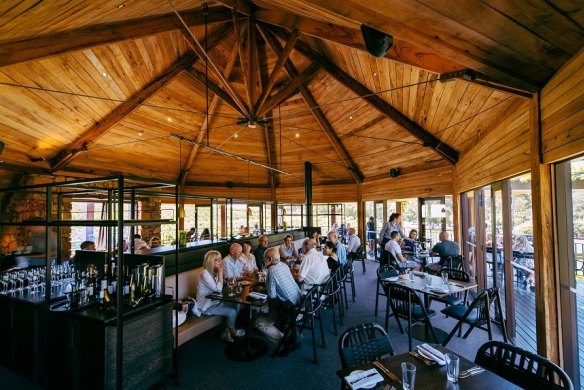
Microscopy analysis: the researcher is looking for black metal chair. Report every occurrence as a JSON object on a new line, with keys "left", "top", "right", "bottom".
{"left": 430, "top": 268, "right": 471, "bottom": 308}
{"left": 441, "top": 287, "right": 508, "bottom": 346}
{"left": 273, "top": 284, "right": 324, "bottom": 364}
{"left": 349, "top": 244, "right": 367, "bottom": 274}
{"left": 475, "top": 341, "right": 573, "bottom": 390}
{"left": 443, "top": 255, "right": 464, "bottom": 271}
{"left": 338, "top": 323, "right": 395, "bottom": 369}
{"left": 388, "top": 284, "right": 438, "bottom": 351}
{"left": 374, "top": 264, "right": 398, "bottom": 318}
{"left": 319, "top": 271, "right": 343, "bottom": 335}
{"left": 341, "top": 258, "right": 356, "bottom": 304}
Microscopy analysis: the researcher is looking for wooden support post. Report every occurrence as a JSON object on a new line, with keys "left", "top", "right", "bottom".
{"left": 530, "top": 92, "right": 560, "bottom": 363}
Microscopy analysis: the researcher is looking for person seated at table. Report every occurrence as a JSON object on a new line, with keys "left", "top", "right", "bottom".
{"left": 323, "top": 241, "right": 340, "bottom": 271}
{"left": 279, "top": 234, "right": 299, "bottom": 261}
{"left": 80, "top": 240, "right": 96, "bottom": 251}
{"left": 294, "top": 239, "right": 330, "bottom": 293}
{"left": 310, "top": 230, "right": 322, "bottom": 247}
{"left": 239, "top": 240, "right": 257, "bottom": 275}
{"left": 337, "top": 223, "right": 348, "bottom": 244}
{"left": 149, "top": 236, "right": 161, "bottom": 249}
{"left": 254, "top": 235, "right": 269, "bottom": 270}
{"left": 385, "top": 231, "right": 421, "bottom": 270}
{"left": 401, "top": 229, "right": 420, "bottom": 252}
{"left": 186, "top": 227, "right": 197, "bottom": 241}
{"left": 426, "top": 231, "right": 460, "bottom": 274}
{"left": 346, "top": 227, "right": 361, "bottom": 260}
{"left": 197, "top": 250, "right": 245, "bottom": 343}
{"left": 222, "top": 243, "right": 244, "bottom": 278}
{"left": 133, "top": 234, "right": 146, "bottom": 249}
{"left": 327, "top": 231, "right": 347, "bottom": 265}
{"left": 513, "top": 235, "right": 535, "bottom": 290}
{"left": 255, "top": 248, "right": 300, "bottom": 350}
{"left": 200, "top": 228, "right": 211, "bottom": 240}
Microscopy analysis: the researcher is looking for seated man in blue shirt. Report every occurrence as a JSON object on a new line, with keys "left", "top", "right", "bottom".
{"left": 427, "top": 231, "right": 460, "bottom": 274}
{"left": 327, "top": 231, "right": 347, "bottom": 265}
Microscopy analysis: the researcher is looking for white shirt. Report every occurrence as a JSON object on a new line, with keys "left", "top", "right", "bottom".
{"left": 346, "top": 234, "right": 361, "bottom": 254}
{"left": 238, "top": 253, "right": 257, "bottom": 273}
{"left": 298, "top": 248, "right": 330, "bottom": 291}
{"left": 196, "top": 269, "right": 222, "bottom": 312}
{"left": 222, "top": 255, "right": 244, "bottom": 278}
{"left": 385, "top": 239, "right": 402, "bottom": 259}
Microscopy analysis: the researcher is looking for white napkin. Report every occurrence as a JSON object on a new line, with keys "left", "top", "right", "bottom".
{"left": 344, "top": 368, "right": 383, "bottom": 390}
{"left": 383, "top": 276, "right": 399, "bottom": 282}
{"left": 417, "top": 344, "right": 446, "bottom": 365}
{"left": 248, "top": 292, "right": 268, "bottom": 300}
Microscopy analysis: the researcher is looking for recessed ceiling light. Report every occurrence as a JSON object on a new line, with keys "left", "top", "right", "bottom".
{"left": 295, "top": 133, "right": 300, "bottom": 138}
{"left": 117, "top": 3, "right": 125, "bottom": 9}
{"left": 102, "top": 72, "right": 107, "bottom": 77}
{"left": 234, "top": 133, "right": 238, "bottom": 138}
{"left": 349, "top": 116, "right": 353, "bottom": 120}
{"left": 373, "top": 72, "right": 378, "bottom": 77}
{"left": 137, "top": 131, "right": 144, "bottom": 136}
{"left": 167, "top": 117, "right": 172, "bottom": 122}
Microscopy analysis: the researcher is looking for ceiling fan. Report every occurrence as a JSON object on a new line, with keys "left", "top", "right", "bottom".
{"left": 236, "top": 116, "right": 268, "bottom": 128}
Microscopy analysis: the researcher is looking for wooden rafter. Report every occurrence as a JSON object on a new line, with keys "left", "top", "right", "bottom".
{"left": 177, "top": 18, "right": 250, "bottom": 117}
{"left": 179, "top": 44, "right": 240, "bottom": 186}
{"left": 248, "top": 12, "right": 260, "bottom": 109}
{"left": 183, "top": 67, "right": 245, "bottom": 117}
{"left": 272, "top": 27, "right": 460, "bottom": 164}
{"left": 217, "top": 1, "right": 464, "bottom": 75}
{"left": 263, "top": 118, "right": 278, "bottom": 197}
{"left": 0, "top": 7, "right": 232, "bottom": 67}
{"left": 232, "top": 10, "right": 251, "bottom": 107}
{"left": 261, "top": 26, "right": 364, "bottom": 184}
{"left": 254, "top": 29, "right": 301, "bottom": 115}
{"left": 49, "top": 52, "right": 198, "bottom": 172}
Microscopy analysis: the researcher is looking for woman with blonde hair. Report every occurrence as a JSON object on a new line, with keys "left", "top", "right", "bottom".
{"left": 196, "top": 250, "right": 245, "bottom": 342}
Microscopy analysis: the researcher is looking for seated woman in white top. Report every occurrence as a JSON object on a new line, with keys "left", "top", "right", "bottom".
{"left": 239, "top": 241, "right": 257, "bottom": 275}
{"left": 279, "top": 234, "right": 299, "bottom": 260}
{"left": 196, "top": 250, "right": 245, "bottom": 342}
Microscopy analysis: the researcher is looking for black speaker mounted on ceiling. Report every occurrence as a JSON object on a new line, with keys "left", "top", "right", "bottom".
{"left": 389, "top": 168, "right": 400, "bottom": 178}
{"left": 361, "top": 24, "right": 393, "bottom": 57}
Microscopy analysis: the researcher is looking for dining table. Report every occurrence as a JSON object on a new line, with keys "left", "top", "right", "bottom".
{"left": 336, "top": 345, "right": 522, "bottom": 389}
{"left": 206, "top": 276, "right": 269, "bottom": 361}
{"left": 388, "top": 272, "right": 477, "bottom": 343}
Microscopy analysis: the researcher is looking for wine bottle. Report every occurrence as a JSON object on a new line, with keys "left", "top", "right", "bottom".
{"left": 102, "top": 288, "right": 116, "bottom": 312}
{"left": 101, "top": 263, "right": 109, "bottom": 293}
{"left": 109, "top": 262, "right": 117, "bottom": 294}
{"left": 85, "top": 268, "right": 94, "bottom": 297}
{"left": 123, "top": 265, "right": 130, "bottom": 296}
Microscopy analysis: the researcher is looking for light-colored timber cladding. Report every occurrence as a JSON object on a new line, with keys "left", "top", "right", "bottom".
{"left": 0, "top": 1, "right": 583, "bottom": 200}
{"left": 541, "top": 47, "right": 584, "bottom": 164}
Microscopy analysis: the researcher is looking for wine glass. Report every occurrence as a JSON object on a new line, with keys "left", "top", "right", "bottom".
{"left": 228, "top": 277, "right": 237, "bottom": 296}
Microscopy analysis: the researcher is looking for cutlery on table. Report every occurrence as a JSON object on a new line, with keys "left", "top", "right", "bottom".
{"left": 409, "top": 351, "right": 435, "bottom": 366}
{"left": 372, "top": 360, "right": 401, "bottom": 384}
{"left": 349, "top": 371, "right": 379, "bottom": 385}
{"left": 459, "top": 367, "right": 485, "bottom": 378}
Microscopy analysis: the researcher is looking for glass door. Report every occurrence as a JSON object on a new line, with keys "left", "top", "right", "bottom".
{"left": 419, "top": 197, "right": 446, "bottom": 248}
{"left": 374, "top": 201, "right": 385, "bottom": 260}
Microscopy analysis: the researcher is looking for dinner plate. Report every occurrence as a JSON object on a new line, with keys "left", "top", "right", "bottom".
{"left": 348, "top": 370, "right": 376, "bottom": 389}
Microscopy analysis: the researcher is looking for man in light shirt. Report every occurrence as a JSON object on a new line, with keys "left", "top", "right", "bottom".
{"left": 222, "top": 243, "right": 244, "bottom": 277}
{"left": 328, "top": 231, "right": 347, "bottom": 265}
{"left": 346, "top": 228, "right": 361, "bottom": 261}
{"left": 385, "top": 231, "right": 420, "bottom": 271}
{"left": 294, "top": 239, "right": 330, "bottom": 292}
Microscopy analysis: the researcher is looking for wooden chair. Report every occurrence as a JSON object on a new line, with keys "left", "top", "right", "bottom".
{"left": 475, "top": 341, "right": 573, "bottom": 390}
{"left": 388, "top": 284, "right": 438, "bottom": 351}
{"left": 441, "top": 287, "right": 508, "bottom": 346}
{"left": 374, "top": 264, "right": 398, "bottom": 318}
{"left": 430, "top": 268, "right": 471, "bottom": 308}
{"left": 338, "top": 323, "right": 395, "bottom": 369}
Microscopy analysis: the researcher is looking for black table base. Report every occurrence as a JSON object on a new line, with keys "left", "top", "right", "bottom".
{"left": 410, "top": 324, "right": 448, "bottom": 344}
{"left": 224, "top": 337, "right": 269, "bottom": 361}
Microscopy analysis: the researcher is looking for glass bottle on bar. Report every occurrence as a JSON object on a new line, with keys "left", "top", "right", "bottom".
{"left": 101, "top": 263, "right": 109, "bottom": 294}
{"left": 102, "top": 288, "right": 116, "bottom": 312}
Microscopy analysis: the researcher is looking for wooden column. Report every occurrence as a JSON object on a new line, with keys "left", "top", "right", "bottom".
{"left": 530, "top": 92, "right": 560, "bottom": 363}
{"left": 357, "top": 184, "right": 365, "bottom": 240}
{"left": 452, "top": 188, "right": 460, "bottom": 243}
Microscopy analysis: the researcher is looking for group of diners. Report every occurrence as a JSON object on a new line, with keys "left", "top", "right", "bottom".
{"left": 194, "top": 230, "right": 358, "bottom": 354}
{"left": 378, "top": 212, "right": 460, "bottom": 274}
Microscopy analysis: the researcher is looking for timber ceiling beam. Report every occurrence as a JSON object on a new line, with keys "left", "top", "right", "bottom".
{"left": 254, "top": 29, "right": 301, "bottom": 115}
{"left": 0, "top": 7, "right": 232, "bottom": 67}
{"left": 232, "top": 10, "right": 252, "bottom": 107}
{"left": 263, "top": 118, "right": 278, "bottom": 197}
{"left": 49, "top": 52, "right": 198, "bottom": 172}
{"left": 217, "top": 1, "right": 463, "bottom": 75}
{"left": 177, "top": 17, "right": 250, "bottom": 117}
{"left": 296, "top": 0, "right": 540, "bottom": 93}
{"left": 183, "top": 67, "right": 244, "bottom": 117}
{"left": 179, "top": 44, "right": 240, "bottom": 186}
{"left": 260, "top": 26, "right": 364, "bottom": 184}
{"left": 272, "top": 27, "right": 459, "bottom": 164}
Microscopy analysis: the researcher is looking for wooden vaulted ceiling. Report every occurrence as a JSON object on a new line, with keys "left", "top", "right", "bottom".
{"left": 0, "top": 0, "right": 583, "bottom": 195}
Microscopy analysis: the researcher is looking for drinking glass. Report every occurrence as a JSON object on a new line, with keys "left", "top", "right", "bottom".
{"left": 445, "top": 353, "right": 459, "bottom": 382}
{"left": 401, "top": 362, "right": 416, "bottom": 390}
{"left": 408, "top": 270, "right": 414, "bottom": 282}
{"left": 228, "top": 277, "right": 237, "bottom": 296}
{"left": 425, "top": 274, "right": 432, "bottom": 289}
{"left": 441, "top": 272, "right": 449, "bottom": 285}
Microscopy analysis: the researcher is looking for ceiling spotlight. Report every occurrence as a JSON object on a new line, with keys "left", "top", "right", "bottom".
{"left": 137, "top": 131, "right": 144, "bottom": 136}
{"left": 247, "top": 122, "right": 257, "bottom": 129}
{"left": 349, "top": 116, "right": 353, "bottom": 120}
{"left": 167, "top": 117, "right": 172, "bottom": 122}
{"left": 102, "top": 72, "right": 107, "bottom": 77}
{"left": 373, "top": 72, "right": 378, "bottom": 77}
{"left": 234, "top": 133, "right": 238, "bottom": 138}
{"left": 295, "top": 133, "right": 300, "bottom": 138}
{"left": 117, "top": 3, "right": 125, "bottom": 9}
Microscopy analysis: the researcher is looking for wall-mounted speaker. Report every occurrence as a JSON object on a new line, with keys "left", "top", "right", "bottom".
{"left": 361, "top": 24, "right": 393, "bottom": 57}
{"left": 0, "top": 141, "right": 4, "bottom": 155}
{"left": 389, "top": 168, "right": 400, "bottom": 178}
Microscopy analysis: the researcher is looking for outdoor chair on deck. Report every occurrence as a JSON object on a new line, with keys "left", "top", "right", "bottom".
{"left": 349, "top": 244, "right": 367, "bottom": 274}
{"left": 475, "top": 340, "right": 573, "bottom": 390}
{"left": 338, "top": 323, "right": 395, "bottom": 369}
{"left": 429, "top": 268, "right": 471, "bottom": 309}
{"left": 341, "top": 258, "right": 356, "bottom": 304}
{"left": 441, "top": 287, "right": 508, "bottom": 346}
{"left": 374, "top": 264, "right": 399, "bottom": 318}
{"left": 388, "top": 284, "right": 438, "bottom": 351}
{"left": 443, "top": 255, "right": 465, "bottom": 271}
{"left": 274, "top": 284, "right": 324, "bottom": 364}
